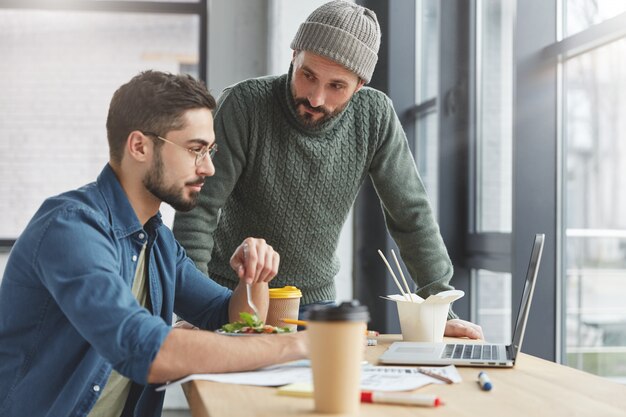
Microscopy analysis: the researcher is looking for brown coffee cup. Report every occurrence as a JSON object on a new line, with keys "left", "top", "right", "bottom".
{"left": 265, "top": 286, "right": 302, "bottom": 332}
{"left": 307, "top": 301, "right": 370, "bottom": 414}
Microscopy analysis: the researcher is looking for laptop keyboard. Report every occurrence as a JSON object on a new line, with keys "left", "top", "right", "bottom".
{"left": 441, "top": 344, "right": 500, "bottom": 360}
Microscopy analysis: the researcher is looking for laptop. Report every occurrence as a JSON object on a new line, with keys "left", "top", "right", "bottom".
{"left": 379, "top": 233, "right": 545, "bottom": 368}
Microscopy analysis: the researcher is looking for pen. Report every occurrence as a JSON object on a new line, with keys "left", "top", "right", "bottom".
{"left": 477, "top": 371, "right": 493, "bottom": 391}
{"left": 361, "top": 391, "right": 442, "bottom": 407}
{"left": 417, "top": 368, "right": 454, "bottom": 384}
{"left": 281, "top": 318, "right": 308, "bottom": 327}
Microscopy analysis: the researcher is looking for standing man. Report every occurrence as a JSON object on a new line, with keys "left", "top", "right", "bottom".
{"left": 174, "top": 1, "right": 482, "bottom": 338}
{"left": 0, "top": 70, "right": 306, "bottom": 417}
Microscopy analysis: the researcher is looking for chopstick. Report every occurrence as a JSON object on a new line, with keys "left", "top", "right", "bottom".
{"left": 377, "top": 249, "right": 412, "bottom": 301}
{"left": 391, "top": 249, "right": 412, "bottom": 297}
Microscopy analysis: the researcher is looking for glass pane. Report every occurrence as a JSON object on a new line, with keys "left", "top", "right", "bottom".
{"left": 0, "top": 10, "right": 199, "bottom": 238}
{"left": 416, "top": 0, "right": 438, "bottom": 101}
{"left": 476, "top": 0, "right": 513, "bottom": 232}
{"left": 566, "top": 0, "right": 626, "bottom": 37}
{"left": 414, "top": 0, "right": 439, "bottom": 214}
{"left": 415, "top": 112, "right": 439, "bottom": 215}
{"left": 563, "top": 37, "right": 626, "bottom": 382}
{"left": 474, "top": 269, "right": 512, "bottom": 344}
{"left": 0, "top": 252, "right": 8, "bottom": 287}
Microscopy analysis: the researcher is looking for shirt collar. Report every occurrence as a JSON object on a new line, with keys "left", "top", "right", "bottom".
{"left": 96, "top": 164, "right": 163, "bottom": 238}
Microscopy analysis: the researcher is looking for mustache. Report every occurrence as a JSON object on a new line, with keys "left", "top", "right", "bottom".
{"left": 185, "top": 178, "right": 205, "bottom": 187}
{"left": 293, "top": 98, "right": 331, "bottom": 116}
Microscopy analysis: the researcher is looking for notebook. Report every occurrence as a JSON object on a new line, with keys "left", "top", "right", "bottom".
{"left": 379, "top": 233, "right": 545, "bottom": 368}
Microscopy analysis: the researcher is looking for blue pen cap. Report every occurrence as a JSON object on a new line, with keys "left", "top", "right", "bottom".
{"left": 478, "top": 371, "right": 493, "bottom": 391}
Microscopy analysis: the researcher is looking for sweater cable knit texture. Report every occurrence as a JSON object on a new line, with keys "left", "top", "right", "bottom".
{"left": 173, "top": 71, "right": 456, "bottom": 313}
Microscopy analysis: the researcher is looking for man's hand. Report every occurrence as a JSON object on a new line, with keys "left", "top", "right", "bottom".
{"left": 230, "top": 237, "right": 280, "bottom": 285}
{"left": 444, "top": 319, "right": 484, "bottom": 340}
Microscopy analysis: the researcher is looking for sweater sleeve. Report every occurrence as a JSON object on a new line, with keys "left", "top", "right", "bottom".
{"left": 368, "top": 96, "right": 459, "bottom": 319}
{"left": 173, "top": 86, "right": 249, "bottom": 275}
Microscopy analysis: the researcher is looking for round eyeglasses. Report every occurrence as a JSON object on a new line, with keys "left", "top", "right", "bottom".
{"left": 142, "top": 131, "right": 217, "bottom": 166}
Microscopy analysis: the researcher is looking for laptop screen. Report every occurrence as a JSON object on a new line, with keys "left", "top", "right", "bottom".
{"left": 510, "top": 234, "right": 545, "bottom": 356}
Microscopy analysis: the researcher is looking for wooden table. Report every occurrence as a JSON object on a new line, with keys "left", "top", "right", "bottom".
{"left": 183, "top": 335, "right": 626, "bottom": 416}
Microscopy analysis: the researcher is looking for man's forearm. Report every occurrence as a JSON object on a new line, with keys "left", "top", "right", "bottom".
{"left": 146, "top": 328, "right": 307, "bottom": 383}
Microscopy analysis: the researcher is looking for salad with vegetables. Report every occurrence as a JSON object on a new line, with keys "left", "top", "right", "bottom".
{"left": 220, "top": 312, "right": 292, "bottom": 334}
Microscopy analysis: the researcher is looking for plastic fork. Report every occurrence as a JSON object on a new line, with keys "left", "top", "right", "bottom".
{"left": 246, "top": 283, "right": 260, "bottom": 319}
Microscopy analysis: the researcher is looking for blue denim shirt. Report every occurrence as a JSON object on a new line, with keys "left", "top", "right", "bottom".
{"left": 0, "top": 164, "right": 232, "bottom": 417}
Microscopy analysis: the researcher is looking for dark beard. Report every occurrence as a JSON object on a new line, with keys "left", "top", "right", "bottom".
{"left": 143, "top": 150, "right": 199, "bottom": 212}
{"left": 293, "top": 97, "right": 342, "bottom": 128}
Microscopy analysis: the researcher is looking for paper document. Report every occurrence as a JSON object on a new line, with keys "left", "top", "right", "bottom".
{"left": 361, "top": 365, "right": 461, "bottom": 391}
{"left": 156, "top": 361, "right": 461, "bottom": 392}
{"left": 155, "top": 360, "right": 311, "bottom": 391}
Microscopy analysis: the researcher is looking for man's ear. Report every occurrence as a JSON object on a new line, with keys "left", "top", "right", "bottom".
{"left": 354, "top": 78, "right": 366, "bottom": 94}
{"left": 127, "top": 131, "right": 151, "bottom": 163}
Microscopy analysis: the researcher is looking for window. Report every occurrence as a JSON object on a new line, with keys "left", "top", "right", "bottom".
{"left": 414, "top": 0, "right": 439, "bottom": 212}
{"left": 0, "top": 4, "right": 203, "bottom": 241}
{"left": 471, "top": 0, "right": 514, "bottom": 341}
{"left": 474, "top": 270, "right": 512, "bottom": 343}
{"left": 512, "top": 0, "right": 626, "bottom": 377}
{"left": 566, "top": 0, "right": 626, "bottom": 36}
{"left": 563, "top": 37, "right": 626, "bottom": 382}
{"left": 475, "top": 0, "right": 513, "bottom": 233}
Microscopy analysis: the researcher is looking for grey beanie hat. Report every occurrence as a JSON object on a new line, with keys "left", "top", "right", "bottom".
{"left": 290, "top": 0, "right": 381, "bottom": 83}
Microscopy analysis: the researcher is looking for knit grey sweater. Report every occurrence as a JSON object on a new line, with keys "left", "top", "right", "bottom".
{"left": 173, "top": 72, "right": 455, "bottom": 310}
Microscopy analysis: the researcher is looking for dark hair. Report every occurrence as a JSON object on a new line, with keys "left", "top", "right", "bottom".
{"left": 106, "top": 70, "right": 216, "bottom": 165}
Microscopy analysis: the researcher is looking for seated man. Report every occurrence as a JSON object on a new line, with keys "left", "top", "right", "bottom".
{"left": 0, "top": 70, "right": 307, "bottom": 417}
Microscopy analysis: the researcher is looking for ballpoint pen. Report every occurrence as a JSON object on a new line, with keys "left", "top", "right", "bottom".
{"left": 478, "top": 371, "right": 493, "bottom": 391}
{"left": 417, "top": 368, "right": 454, "bottom": 384}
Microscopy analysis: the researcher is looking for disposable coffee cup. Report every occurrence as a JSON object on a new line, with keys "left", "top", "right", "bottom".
{"left": 383, "top": 290, "right": 464, "bottom": 342}
{"left": 266, "top": 286, "right": 302, "bottom": 332}
{"left": 307, "top": 301, "right": 369, "bottom": 414}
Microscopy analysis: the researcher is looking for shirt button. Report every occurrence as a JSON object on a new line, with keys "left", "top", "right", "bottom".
{"left": 132, "top": 255, "right": 138, "bottom": 262}
{"left": 93, "top": 385, "right": 100, "bottom": 392}
{"left": 138, "top": 233, "right": 145, "bottom": 240}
